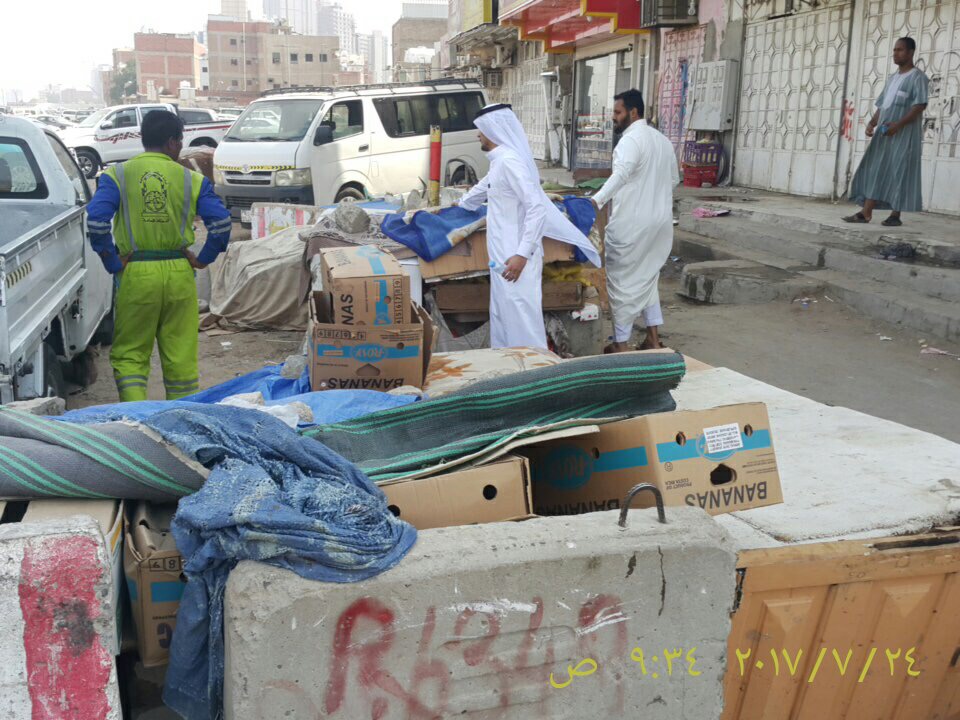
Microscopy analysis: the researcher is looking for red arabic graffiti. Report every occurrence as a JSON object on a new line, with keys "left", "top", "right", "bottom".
{"left": 841, "top": 99, "right": 855, "bottom": 142}
{"left": 256, "top": 593, "right": 629, "bottom": 718}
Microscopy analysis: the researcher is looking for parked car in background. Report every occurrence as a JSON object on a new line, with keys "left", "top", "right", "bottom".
{"left": 0, "top": 115, "right": 112, "bottom": 402}
{"left": 35, "top": 115, "right": 77, "bottom": 130}
{"left": 61, "top": 103, "right": 233, "bottom": 178}
{"left": 213, "top": 79, "right": 488, "bottom": 224}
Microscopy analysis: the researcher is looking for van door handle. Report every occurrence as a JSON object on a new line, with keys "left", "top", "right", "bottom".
{"left": 359, "top": 144, "right": 369, "bottom": 152}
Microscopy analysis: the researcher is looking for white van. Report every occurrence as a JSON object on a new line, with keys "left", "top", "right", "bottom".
{"left": 213, "top": 79, "right": 489, "bottom": 223}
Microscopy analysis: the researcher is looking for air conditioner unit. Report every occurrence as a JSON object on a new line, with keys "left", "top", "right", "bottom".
{"left": 483, "top": 69, "right": 504, "bottom": 88}
{"left": 641, "top": 0, "right": 699, "bottom": 28}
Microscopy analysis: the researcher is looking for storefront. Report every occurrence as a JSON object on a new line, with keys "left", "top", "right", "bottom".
{"left": 500, "top": 0, "right": 649, "bottom": 176}
{"left": 572, "top": 39, "right": 647, "bottom": 177}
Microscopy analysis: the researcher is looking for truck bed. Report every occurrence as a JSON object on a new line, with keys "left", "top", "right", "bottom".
{"left": 0, "top": 201, "right": 76, "bottom": 251}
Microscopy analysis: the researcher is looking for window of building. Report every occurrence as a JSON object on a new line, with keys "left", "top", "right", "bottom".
{"left": 231, "top": 79, "right": 239, "bottom": 87}
{"left": 319, "top": 100, "right": 364, "bottom": 140}
{"left": 230, "top": 58, "right": 239, "bottom": 66}
{"left": 272, "top": 52, "right": 281, "bottom": 64}
{"left": 247, "top": 79, "right": 254, "bottom": 85}
{"left": 246, "top": 59, "right": 253, "bottom": 65}
{"left": 290, "top": 53, "right": 298, "bottom": 63}
{"left": 230, "top": 38, "right": 237, "bottom": 46}
{"left": 319, "top": 53, "right": 328, "bottom": 62}
{"left": 305, "top": 54, "right": 314, "bottom": 62}
{"left": 274, "top": 83, "right": 281, "bottom": 89}
{"left": 203, "top": 85, "right": 210, "bottom": 91}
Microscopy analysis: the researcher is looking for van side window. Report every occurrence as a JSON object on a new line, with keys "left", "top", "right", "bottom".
{"left": 320, "top": 100, "right": 364, "bottom": 140}
{"left": 374, "top": 92, "right": 485, "bottom": 137}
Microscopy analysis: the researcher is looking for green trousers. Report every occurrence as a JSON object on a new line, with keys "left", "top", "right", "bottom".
{"left": 110, "top": 258, "right": 199, "bottom": 402}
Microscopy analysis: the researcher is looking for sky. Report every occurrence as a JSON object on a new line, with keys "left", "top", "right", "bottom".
{"left": 0, "top": 0, "right": 405, "bottom": 100}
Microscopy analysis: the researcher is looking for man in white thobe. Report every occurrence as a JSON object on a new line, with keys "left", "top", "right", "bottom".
{"left": 592, "top": 90, "right": 679, "bottom": 352}
{"left": 459, "top": 104, "right": 600, "bottom": 350}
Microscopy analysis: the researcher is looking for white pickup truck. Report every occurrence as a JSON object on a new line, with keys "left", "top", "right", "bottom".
{"left": 61, "top": 103, "right": 233, "bottom": 179}
{"left": 0, "top": 115, "right": 112, "bottom": 402}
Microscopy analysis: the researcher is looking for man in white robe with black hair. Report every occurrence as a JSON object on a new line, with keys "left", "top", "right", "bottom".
{"left": 458, "top": 103, "right": 601, "bottom": 350}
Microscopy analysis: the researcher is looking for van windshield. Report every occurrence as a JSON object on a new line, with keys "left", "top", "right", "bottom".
{"left": 224, "top": 99, "right": 324, "bottom": 142}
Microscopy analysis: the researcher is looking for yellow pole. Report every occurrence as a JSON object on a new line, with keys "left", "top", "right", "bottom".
{"left": 428, "top": 124, "right": 442, "bottom": 206}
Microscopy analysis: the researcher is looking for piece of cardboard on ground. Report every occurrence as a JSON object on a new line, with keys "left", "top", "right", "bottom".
{"left": 18, "top": 499, "right": 125, "bottom": 656}
{"left": 309, "top": 295, "right": 433, "bottom": 391}
{"left": 418, "top": 231, "right": 575, "bottom": 281}
{"left": 435, "top": 280, "right": 583, "bottom": 313}
{"left": 381, "top": 455, "right": 533, "bottom": 530}
{"left": 319, "top": 246, "right": 410, "bottom": 326}
{"left": 522, "top": 403, "right": 783, "bottom": 517}
{"left": 124, "top": 502, "right": 185, "bottom": 668}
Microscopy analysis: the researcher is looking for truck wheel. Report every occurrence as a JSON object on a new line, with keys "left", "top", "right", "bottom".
{"left": 335, "top": 185, "right": 365, "bottom": 202}
{"left": 191, "top": 138, "right": 217, "bottom": 148}
{"left": 42, "top": 343, "right": 68, "bottom": 400}
{"left": 76, "top": 150, "right": 100, "bottom": 179}
{"left": 67, "top": 349, "right": 99, "bottom": 389}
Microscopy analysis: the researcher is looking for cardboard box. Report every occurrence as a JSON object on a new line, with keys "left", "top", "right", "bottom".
{"left": 309, "top": 294, "right": 433, "bottom": 391}
{"left": 124, "top": 502, "right": 185, "bottom": 667}
{"left": 418, "top": 231, "right": 575, "bottom": 280}
{"left": 21, "top": 499, "right": 124, "bottom": 656}
{"left": 320, "top": 246, "right": 410, "bottom": 326}
{"left": 381, "top": 455, "right": 533, "bottom": 529}
{"left": 435, "top": 281, "right": 584, "bottom": 313}
{"left": 523, "top": 403, "right": 782, "bottom": 517}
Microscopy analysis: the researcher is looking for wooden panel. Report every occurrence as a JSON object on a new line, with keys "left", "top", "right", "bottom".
{"left": 723, "top": 530, "right": 960, "bottom": 720}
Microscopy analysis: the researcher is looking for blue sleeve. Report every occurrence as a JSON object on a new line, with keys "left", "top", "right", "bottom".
{"left": 195, "top": 177, "right": 232, "bottom": 265}
{"left": 86, "top": 175, "right": 124, "bottom": 274}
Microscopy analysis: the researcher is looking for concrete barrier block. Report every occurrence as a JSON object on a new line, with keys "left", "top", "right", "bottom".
{"left": 0, "top": 515, "right": 121, "bottom": 719}
{"left": 225, "top": 507, "right": 736, "bottom": 720}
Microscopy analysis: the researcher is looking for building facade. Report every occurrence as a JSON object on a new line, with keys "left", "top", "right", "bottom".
{"left": 317, "top": 0, "right": 358, "bottom": 59}
{"left": 263, "top": 0, "right": 317, "bottom": 35}
{"left": 207, "top": 16, "right": 339, "bottom": 101}
{"left": 133, "top": 32, "right": 206, "bottom": 97}
{"left": 220, "top": 0, "right": 249, "bottom": 20}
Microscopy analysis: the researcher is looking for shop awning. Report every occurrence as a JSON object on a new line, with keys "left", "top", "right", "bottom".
{"left": 450, "top": 23, "right": 519, "bottom": 52}
{"left": 499, "top": 0, "right": 644, "bottom": 52}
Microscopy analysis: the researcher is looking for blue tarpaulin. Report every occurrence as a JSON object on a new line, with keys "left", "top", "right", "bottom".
{"left": 58, "top": 362, "right": 417, "bottom": 428}
{"left": 379, "top": 197, "right": 597, "bottom": 264}
{"left": 61, "top": 402, "right": 417, "bottom": 720}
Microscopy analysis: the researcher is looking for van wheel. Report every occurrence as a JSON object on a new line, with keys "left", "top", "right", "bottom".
{"left": 76, "top": 150, "right": 100, "bottom": 179}
{"left": 335, "top": 185, "right": 365, "bottom": 202}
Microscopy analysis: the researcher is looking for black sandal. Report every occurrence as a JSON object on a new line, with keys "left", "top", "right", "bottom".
{"left": 882, "top": 215, "right": 902, "bottom": 227}
{"left": 843, "top": 212, "right": 870, "bottom": 223}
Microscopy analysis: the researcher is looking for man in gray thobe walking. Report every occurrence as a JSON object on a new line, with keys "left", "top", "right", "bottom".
{"left": 844, "top": 37, "right": 929, "bottom": 227}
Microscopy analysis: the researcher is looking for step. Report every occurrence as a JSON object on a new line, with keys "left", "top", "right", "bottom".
{"left": 679, "top": 215, "right": 960, "bottom": 303}
{"left": 674, "top": 230, "right": 960, "bottom": 343}
{"left": 676, "top": 197, "right": 960, "bottom": 268}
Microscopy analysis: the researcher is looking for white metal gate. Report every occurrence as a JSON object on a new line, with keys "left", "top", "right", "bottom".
{"left": 503, "top": 46, "right": 548, "bottom": 160}
{"left": 734, "top": 0, "right": 852, "bottom": 195}
{"left": 843, "top": 0, "right": 960, "bottom": 215}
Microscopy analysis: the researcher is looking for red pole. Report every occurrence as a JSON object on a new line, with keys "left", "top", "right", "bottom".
{"left": 429, "top": 124, "right": 441, "bottom": 206}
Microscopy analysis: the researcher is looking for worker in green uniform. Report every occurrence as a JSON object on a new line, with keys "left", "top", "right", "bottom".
{"left": 86, "top": 110, "right": 232, "bottom": 401}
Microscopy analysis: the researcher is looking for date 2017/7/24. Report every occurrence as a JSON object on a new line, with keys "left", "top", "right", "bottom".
{"left": 550, "top": 647, "right": 922, "bottom": 689}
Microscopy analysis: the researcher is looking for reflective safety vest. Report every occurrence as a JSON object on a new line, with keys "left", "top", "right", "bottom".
{"left": 104, "top": 152, "right": 204, "bottom": 255}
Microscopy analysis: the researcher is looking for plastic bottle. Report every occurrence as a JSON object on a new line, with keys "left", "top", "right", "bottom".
{"left": 489, "top": 260, "right": 507, "bottom": 275}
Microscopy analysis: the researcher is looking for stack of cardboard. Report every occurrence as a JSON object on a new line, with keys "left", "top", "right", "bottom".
{"left": 308, "top": 246, "right": 433, "bottom": 392}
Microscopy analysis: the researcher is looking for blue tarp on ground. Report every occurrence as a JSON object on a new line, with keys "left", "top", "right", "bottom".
{"left": 62, "top": 402, "right": 417, "bottom": 720}
{"left": 379, "top": 197, "right": 597, "bottom": 263}
{"left": 58, "top": 362, "right": 417, "bottom": 428}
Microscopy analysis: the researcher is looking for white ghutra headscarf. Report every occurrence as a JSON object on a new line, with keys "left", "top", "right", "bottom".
{"left": 474, "top": 104, "right": 601, "bottom": 267}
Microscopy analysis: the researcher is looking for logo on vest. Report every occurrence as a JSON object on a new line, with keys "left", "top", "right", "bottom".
{"left": 140, "top": 171, "right": 169, "bottom": 223}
